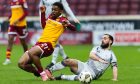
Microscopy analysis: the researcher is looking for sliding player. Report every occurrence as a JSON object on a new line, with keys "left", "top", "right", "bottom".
{"left": 49, "top": 34, "right": 118, "bottom": 81}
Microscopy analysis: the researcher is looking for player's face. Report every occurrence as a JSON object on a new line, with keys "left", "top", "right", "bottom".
{"left": 51, "top": 5, "right": 62, "bottom": 18}
{"left": 101, "top": 35, "right": 111, "bottom": 48}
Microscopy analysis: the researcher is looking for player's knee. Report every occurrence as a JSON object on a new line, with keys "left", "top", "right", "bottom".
{"left": 18, "top": 61, "right": 24, "bottom": 69}
{"left": 63, "top": 59, "right": 71, "bottom": 66}
{"left": 59, "top": 45, "right": 63, "bottom": 50}
{"left": 18, "top": 57, "right": 26, "bottom": 69}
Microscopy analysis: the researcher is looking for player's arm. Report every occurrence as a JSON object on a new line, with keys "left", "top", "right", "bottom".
{"left": 62, "top": 19, "right": 76, "bottom": 31}
{"left": 40, "top": 5, "right": 46, "bottom": 28}
{"left": 111, "top": 62, "right": 118, "bottom": 81}
{"left": 111, "top": 52, "right": 118, "bottom": 81}
{"left": 112, "top": 65, "right": 118, "bottom": 81}
{"left": 89, "top": 52, "right": 108, "bottom": 64}
{"left": 66, "top": 24, "right": 76, "bottom": 31}
{"left": 8, "top": 13, "right": 11, "bottom": 20}
{"left": 18, "top": 8, "right": 28, "bottom": 21}
{"left": 61, "top": 0, "right": 80, "bottom": 23}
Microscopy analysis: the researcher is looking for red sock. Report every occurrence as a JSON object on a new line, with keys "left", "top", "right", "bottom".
{"left": 6, "top": 49, "right": 11, "bottom": 59}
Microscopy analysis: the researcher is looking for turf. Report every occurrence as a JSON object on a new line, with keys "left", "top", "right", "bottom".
{"left": 0, "top": 44, "right": 140, "bottom": 84}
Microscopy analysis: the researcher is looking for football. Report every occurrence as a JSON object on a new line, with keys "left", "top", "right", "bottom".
{"left": 78, "top": 71, "right": 92, "bottom": 84}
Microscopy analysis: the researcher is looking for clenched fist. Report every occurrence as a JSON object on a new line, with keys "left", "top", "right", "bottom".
{"left": 40, "top": 5, "right": 46, "bottom": 13}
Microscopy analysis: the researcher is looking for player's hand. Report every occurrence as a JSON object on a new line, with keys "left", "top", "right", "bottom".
{"left": 99, "top": 59, "right": 109, "bottom": 64}
{"left": 73, "top": 18, "right": 80, "bottom": 24}
{"left": 40, "top": 5, "right": 46, "bottom": 13}
{"left": 62, "top": 20, "right": 70, "bottom": 27}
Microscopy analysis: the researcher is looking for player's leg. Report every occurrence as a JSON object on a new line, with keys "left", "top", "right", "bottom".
{"left": 19, "top": 46, "right": 48, "bottom": 81}
{"left": 20, "top": 38, "right": 28, "bottom": 52}
{"left": 18, "top": 51, "right": 40, "bottom": 77}
{"left": 64, "top": 59, "right": 79, "bottom": 73}
{"left": 3, "top": 26, "right": 16, "bottom": 65}
{"left": 29, "top": 42, "right": 53, "bottom": 81}
{"left": 49, "top": 58, "right": 79, "bottom": 72}
{"left": 17, "top": 27, "right": 28, "bottom": 52}
{"left": 52, "top": 44, "right": 60, "bottom": 64}
{"left": 3, "top": 34, "right": 15, "bottom": 65}
{"left": 51, "top": 59, "right": 79, "bottom": 80}
{"left": 59, "top": 44, "right": 68, "bottom": 59}
{"left": 59, "top": 63, "right": 96, "bottom": 81}
{"left": 53, "top": 59, "right": 90, "bottom": 81}
{"left": 55, "top": 74, "right": 78, "bottom": 81}
{"left": 46, "top": 44, "right": 60, "bottom": 68}
{"left": 27, "top": 46, "right": 44, "bottom": 73}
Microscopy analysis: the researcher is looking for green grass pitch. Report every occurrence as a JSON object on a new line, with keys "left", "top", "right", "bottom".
{"left": 0, "top": 44, "right": 140, "bottom": 84}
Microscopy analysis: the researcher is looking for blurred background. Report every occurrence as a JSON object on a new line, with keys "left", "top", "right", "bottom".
{"left": 0, "top": 0, "right": 140, "bottom": 46}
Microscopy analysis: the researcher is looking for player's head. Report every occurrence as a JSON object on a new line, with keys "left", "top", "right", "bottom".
{"left": 101, "top": 34, "right": 114, "bottom": 49}
{"left": 51, "top": 2, "right": 64, "bottom": 18}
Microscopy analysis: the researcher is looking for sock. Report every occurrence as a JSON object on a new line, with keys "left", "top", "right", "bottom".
{"left": 52, "top": 46, "right": 60, "bottom": 64}
{"left": 49, "top": 61, "right": 66, "bottom": 72}
{"left": 37, "top": 68, "right": 44, "bottom": 74}
{"left": 61, "top": 75, "right": 77, "bottom": 81}
{"left": 59, "top": 44, "right": 67, "bottom": 59}
{"left": 34, "top": 71, "right": 40, "bottom": 77}
{"left": 6, "top": 49, "right": 11, "bottom": 59}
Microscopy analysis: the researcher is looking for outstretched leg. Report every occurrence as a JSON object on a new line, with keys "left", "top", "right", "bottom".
{"left": 18, "top": 51, "right": 40, "bottom": 76}
{"left": 50, "top": 58, "right": 79, "bottom": 81}
{"left": 55, "top": 74, "right": 78, "bottom": 81}
{"left": 49, "top": 58, "right": 79, "bottom": 73}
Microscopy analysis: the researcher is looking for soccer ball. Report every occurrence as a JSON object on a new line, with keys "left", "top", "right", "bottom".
{"left": 78, "top": 71, "right": 92, "bottom": 84}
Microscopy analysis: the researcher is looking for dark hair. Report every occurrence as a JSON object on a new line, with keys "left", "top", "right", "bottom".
{"left": 53, "top": 2, "right": 64, "bottom": 10}
{"left": 104, "top": 34, "right": 114, "bottom": 45}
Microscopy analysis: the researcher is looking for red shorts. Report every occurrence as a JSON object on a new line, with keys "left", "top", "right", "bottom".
{"left": 8, "top": 25, "right": 28, "bottom": 38}
{"left": 35, "top": 42, "right": 54, "bottom": 58}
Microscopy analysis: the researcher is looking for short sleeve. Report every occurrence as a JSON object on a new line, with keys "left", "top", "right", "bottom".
{"left": 111, "top": 52, "right": 118, "bottom": 67}
{"left": 90, "top": 46, "right": 99, "bottom": 54}
{"left": 111, "top": 52, "right": 117, "bottom": 63}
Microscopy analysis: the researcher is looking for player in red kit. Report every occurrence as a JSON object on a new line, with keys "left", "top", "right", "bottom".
{"left": 18, "top": 2, "right": 76, "bottom": 81}
{"left": 3, "top": 0, "right": 28, "bottom": 65}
